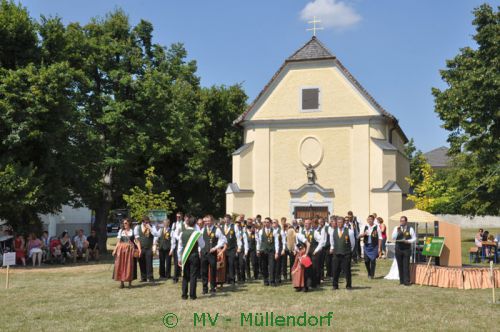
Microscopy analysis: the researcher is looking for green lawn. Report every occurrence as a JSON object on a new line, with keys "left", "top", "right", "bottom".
{"left": 0, "top": 229, "right": 498, "bottom": 331}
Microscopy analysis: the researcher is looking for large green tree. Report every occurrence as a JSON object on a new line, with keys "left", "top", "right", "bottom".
{"left": 0, "top": 4, "right": 247, "bottom": 247}
{"left": 0, "top": 2, "right": 80, "bottom": 232}
{"left": 432, "top": 4, "right": 499, "bottom": 215}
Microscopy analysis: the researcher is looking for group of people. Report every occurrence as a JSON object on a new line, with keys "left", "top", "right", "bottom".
{"left": 1, "top": 228, "right": 99, "bottom": 267}
{"left": 112, "top": 210, "right": 417, "bottom": 299}
{"left": 474, "top": 228, "right": 500, "bottom": 261}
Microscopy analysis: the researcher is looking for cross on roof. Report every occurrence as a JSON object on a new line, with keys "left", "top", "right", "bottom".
{"left": 306, "top": 16, "right": 324, "bottom": 37}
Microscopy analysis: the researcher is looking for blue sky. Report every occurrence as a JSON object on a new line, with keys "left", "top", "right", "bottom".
{"left": 22, "top": 0, "right": 494, "bottom": 152}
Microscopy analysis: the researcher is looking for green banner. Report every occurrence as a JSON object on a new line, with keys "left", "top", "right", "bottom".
{"left": 148, "top": 209, "right": 167, "bottom": 222}
{"left": 422, "top": 236, "right": 445, "bottom": 257}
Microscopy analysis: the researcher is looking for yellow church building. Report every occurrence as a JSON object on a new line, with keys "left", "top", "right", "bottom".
{"left": 226, "top": 37, "right": 411, "bottom": 223}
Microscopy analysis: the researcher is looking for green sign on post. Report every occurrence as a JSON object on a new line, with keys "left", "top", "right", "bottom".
{"left": 422, "top": 236, "right": 445, "bottom": 257}
{"left": 148, "top": 209, "right": 167, "bottom": 222}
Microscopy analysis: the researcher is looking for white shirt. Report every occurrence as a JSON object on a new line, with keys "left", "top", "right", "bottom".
{"left": 177, "top": 227, "right": 205, "bottom": 262}
{"left": 117, "top": 229, "right": 133, "bottom": 239}
{"left": 391, "top": 225, "right": 417, "bottom": 244}
{"left": 295, "top": 232, "right": 308, "bottom": 252}
{"left": 223, "top": 223, "right": 243, "bottom": 251}
{"left": 240, "top": 228, "right": 249, "bottom": 255}
{"left": 256, "top": 227, "right": 280, "bottom": 253}
{"left": 360, "top": 224, "right": 383, "bottom": 245}
{"left": 201, "top": 225, "right": 227, "bottom": 251}
{"left": 302, "top": 227, "right": 325, "bottom": 255}
{"left": 329, "top": 227, "right": 356, "bottom": 252}
{"left": 133, "top": 224, "right": 161, "bottom": 239}
{"left": 171, "top": 221, "right": 200, "bottom": 248}
{"left": 73, "top": 235, "right": 87, "bottom": 249}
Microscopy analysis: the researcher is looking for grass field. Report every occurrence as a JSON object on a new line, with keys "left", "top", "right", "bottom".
{"left": 0, "top": 229, "right": 499, "bottom": 331}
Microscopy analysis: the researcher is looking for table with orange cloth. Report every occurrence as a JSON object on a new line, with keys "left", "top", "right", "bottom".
{"left": 410, "top": 263, "right": 500, "bottom": 289}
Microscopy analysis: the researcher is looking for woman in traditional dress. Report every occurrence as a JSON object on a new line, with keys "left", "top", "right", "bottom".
{"left": 14, "top": 234, "right": 26, "bottom": 266}
{"left": 113, "top": 218, "right": 141, "bottom": 288}
{"left": 291, "top": 237, "right": 311, "bottom": 292}
{"left": 211, "top": 243, "right": 227, "bottom": 289}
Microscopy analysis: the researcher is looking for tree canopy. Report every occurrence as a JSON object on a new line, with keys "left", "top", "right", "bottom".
{"left": 0, "top": 1, "right": 247, "bottom": 245}
{"left": 432, "top": 4, "right": 499, "bottom": 215}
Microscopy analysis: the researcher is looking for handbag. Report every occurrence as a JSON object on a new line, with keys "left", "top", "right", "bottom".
{"left": 133, "top": 247, "right": 140, "bottom": 258}
{"left": 300, "top": 255, "right": 312, "bottom": 268}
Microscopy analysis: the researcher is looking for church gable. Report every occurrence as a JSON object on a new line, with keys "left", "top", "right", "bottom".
{"left": 235, "top": 37, "right": 398, "bottom": 125}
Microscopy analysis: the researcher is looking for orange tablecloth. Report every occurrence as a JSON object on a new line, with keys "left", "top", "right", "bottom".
{"left": 410, "top": 263, "right": 500, "bottom": 289}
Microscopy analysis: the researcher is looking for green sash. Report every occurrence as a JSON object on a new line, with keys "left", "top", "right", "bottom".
{"left": 181, "top": 230, "right": 201, "bottom": 270}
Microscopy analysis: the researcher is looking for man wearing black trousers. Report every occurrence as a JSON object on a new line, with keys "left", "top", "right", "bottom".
{"left": 330, "top": 216, "right": 356, "bottom": 290}
{"left": 325, "top": 216, "right": 337, "bottom": 279}
{"left": 200, "top": 215, "right": 226, "bottom": 294}
{"left": 272, "top": 219, "right": 285, "bottom": 285}
{"left": 236, "top": 217, "right": 248, "bottom": 283}
{"left": 245, "top": 219, "right": 259, "bottom": 280}
{"left": 392, "top": 216, "right": 416, "bottom": 286}
{"left": 223, "top": 214, "right": 241, "bottom": 285}
{"left": 158, "top": 219, "right": 172, "bottom": 279}
{"left": 317, "top": 218, "right": 328, "bottom": 282}
{"left": 347, "top": 211, "right": 361, "bottom": 263}
{"left": 134, "top": 216, "right": 161, "bottom": 282}
{"left": 170, "top": 212, "right": 183, "bottom": 283}
{"left": 177, "top": 216, "right": 205, "bottom": 300}
{"left": 301, "top": 218, "right": 325, "bottom": 288}
{"left": 256, "top": 217, "right": 280, "bottom": 286}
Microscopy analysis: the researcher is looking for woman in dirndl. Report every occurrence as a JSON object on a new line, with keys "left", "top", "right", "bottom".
{"left": 113, "top": 218, "right": 141, "bottom": 288}
{"left": 292, "top": 241, "right": 309, "bottom": 292}
{"left": 211, "top": 243, "right": 227, "bottom": 288}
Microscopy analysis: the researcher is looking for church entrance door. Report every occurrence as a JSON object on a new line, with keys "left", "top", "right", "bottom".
{"left": 294, "top": 206, "right": 329, "bottom": 219}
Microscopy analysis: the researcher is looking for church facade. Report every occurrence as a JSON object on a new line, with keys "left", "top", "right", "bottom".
{"left": 226, "top": 37, "right": 411, "bottom": 223}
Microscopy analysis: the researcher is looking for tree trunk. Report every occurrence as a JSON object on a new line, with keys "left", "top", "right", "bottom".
{"left": 94, "top": 166, "right": 114, "bottom": 257}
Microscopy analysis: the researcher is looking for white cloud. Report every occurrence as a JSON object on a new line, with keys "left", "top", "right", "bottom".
{"left": 300, "top": 0, "right": 361, "bottom": 30}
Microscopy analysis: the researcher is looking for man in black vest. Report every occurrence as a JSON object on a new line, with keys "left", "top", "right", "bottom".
{"left": 177, "top": 216, "right": 205, "bottom": 300}
{"left": 223, "top": 214, "right": 241, "bottom": 286}
{"left": 325, "top": 216, "right": 337, "bottom": 279}
{"left": 245, "top": 218, "right": 259, "bottom": 280}
{"left": 302, "top": 218, "right": 325, "bottom": 288}
{"left": 347, "top": 211, "right": 360, "bottom": 263}
{"left": 134, "top": 216, "right": 161, "bottom": 282}
{"left": 170, "top": 212, "right": 183, "bottom": 283}
{"left": 200, "top": 215, "right": 226, "bottom": 294}
{"left": 236, "top": 216, "right": 249, "bottom": 283}
{"left": 317, "top": 218, "right": 328, "bottom": 282}
{"left": 359, "top": 215, "right": 382, "bottom": 279}
{"left": 330, "top": 216, "right": 355, "bottom": 290}
{"left": 392, "top": 216, "right": 416, "bottom": 286}
{"left": 256, "top": 217, "right": 280, "bottom": 286}
{"left": 158, "top": 219, "right": 173, "bottom": 279}
{"left": 279, "top": 218, "right": 289, "bottom": 282}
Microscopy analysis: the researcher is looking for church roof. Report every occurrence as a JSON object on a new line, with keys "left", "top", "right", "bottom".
{"left": 424, "top": 146, "right": 450, "bottom": 168}
{"left": 233, "top": 37, "right": 408, "bottom": 143}
{"left": 287, "top": 36, "right": 336, "bottom": 61}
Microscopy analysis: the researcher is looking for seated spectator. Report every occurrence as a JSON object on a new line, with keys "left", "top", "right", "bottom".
{"left": 482, "top": 230, "right": 490, "bottom": 242}
{"left": 50, "top": 237, "right": 62, "bottom": 263}
{"left": 60, "top": 232, "right": 73, "bottom": 264}
{"left": 14, "top": 233, "right": 26, "bottom": 266}
{"left": 27, "top": 233, "right": 43, "bottom": 267}
{"left": 41, "top": 231, "right": 50, "bottom": 262}
{"left": 86, "top": 230, "right": 99, "bottom": 261}
{"left": 73, "top": 229, "right": 88, "bottom": 263}
{"left": 475, "top": 229, "right": 484, "bottom": 248}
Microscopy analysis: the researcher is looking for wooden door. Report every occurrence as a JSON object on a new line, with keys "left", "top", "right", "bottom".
{"left": 294, "top": 206, "right": 329, "bottom": 219}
